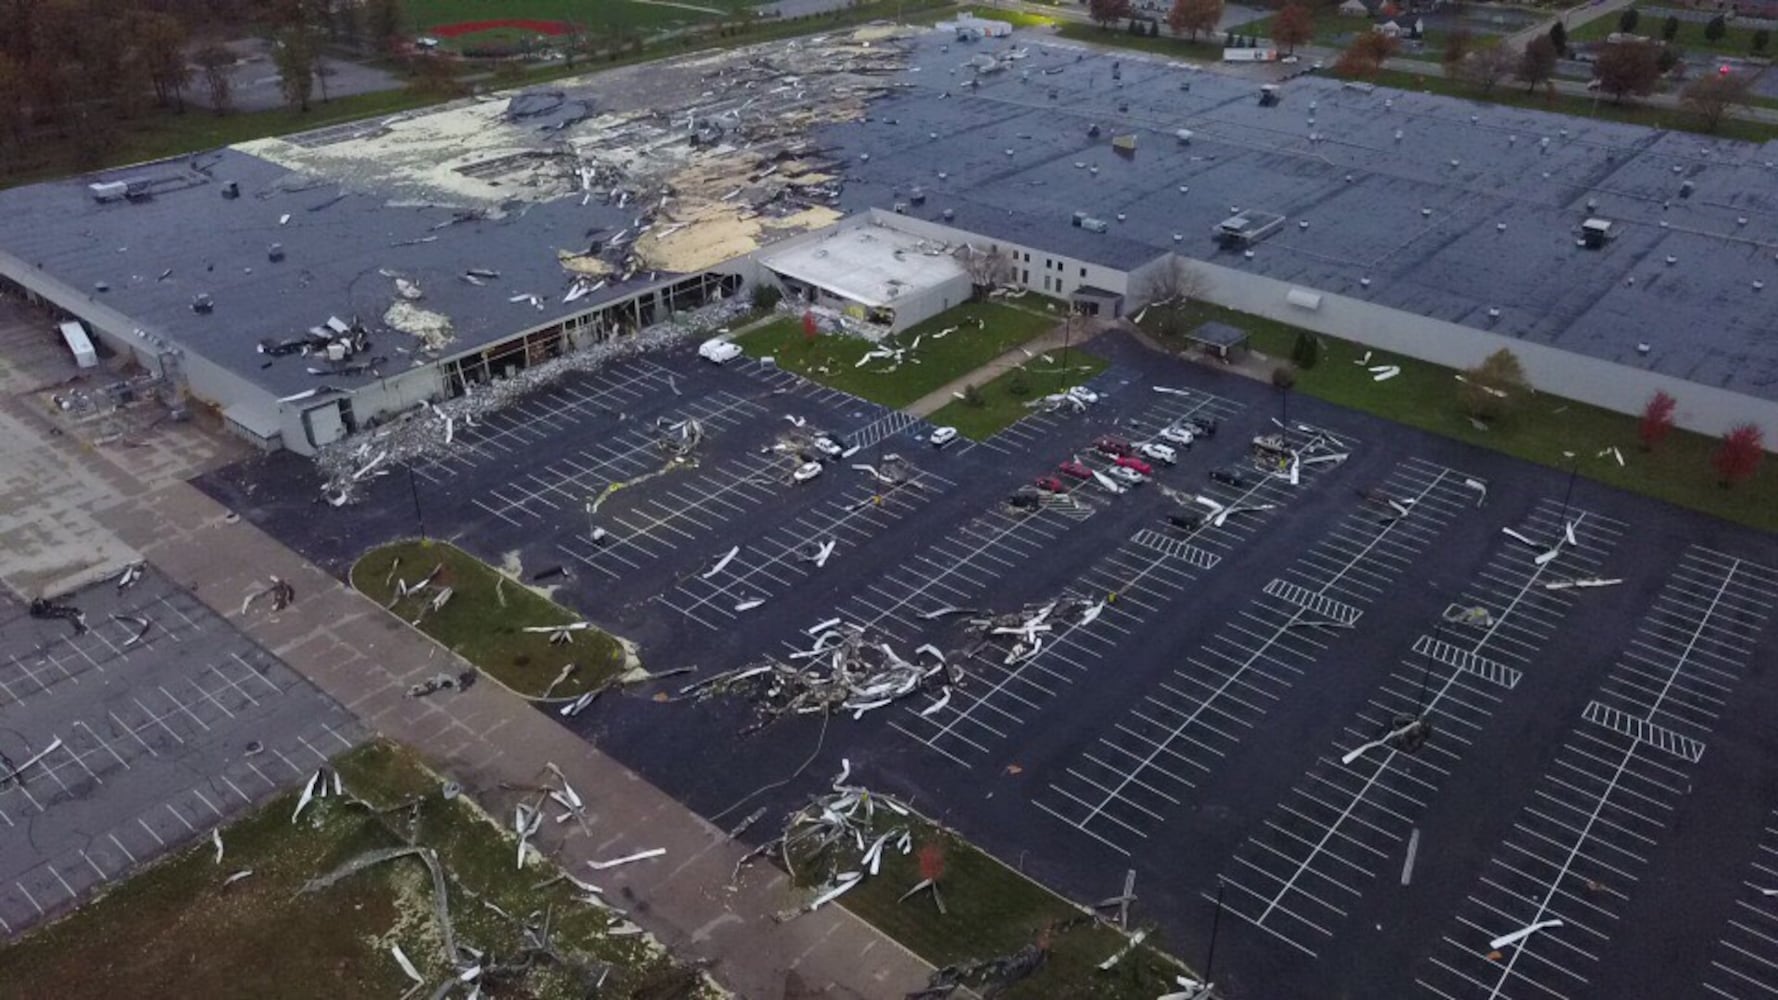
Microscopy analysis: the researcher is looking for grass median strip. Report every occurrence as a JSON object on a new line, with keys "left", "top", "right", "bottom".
{"left": 0, "top": 740, "right": 707, "bottom": 999}
{"left": 734, "top": 302, "right": 1059, "bottom": 408}
{"left": 781, "top": 799, "right": 1188, "bottom": 999}
{"left": 931, "top": 350, "right": 1110, "bottom": 440}
{"left": 352, "top": 539, "right": 626, "bottom": 698}
{"left": 1142, "top": 301, "right": 1778, "bottom": 533}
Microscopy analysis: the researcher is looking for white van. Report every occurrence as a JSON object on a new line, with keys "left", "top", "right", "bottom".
{"left": 698, "top": 338, "right": 741, "bottom": 364}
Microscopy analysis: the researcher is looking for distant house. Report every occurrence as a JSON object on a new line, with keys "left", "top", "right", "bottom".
{"left": 1376, "top": 14, "right": 1424, "bottom": 37}
{"left": 1337, "top": 0, "right": 1369, "bottom": 16}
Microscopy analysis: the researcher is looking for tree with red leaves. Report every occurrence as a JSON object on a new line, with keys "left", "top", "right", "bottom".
{"left": 802, "top": 310, "right": 818, "bottom": 341}
{"left": 1639, "top": 391, "right": 1677, "bottom": 451}
{"left": 1712, "top": 423, "right": 1765, "bottom": 487}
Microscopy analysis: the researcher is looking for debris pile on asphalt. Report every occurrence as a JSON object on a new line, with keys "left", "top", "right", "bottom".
{"left": 28, "top": 597, "right": 87, "bottom": 635}
{"left": 314, "top": 297, "right": 747, "bottom": 505}
{"left": 683, "top": 624, "right": 952, "bottom": 729}
{"left": 964, "top": 597, "right": 1104, "bottom": 667}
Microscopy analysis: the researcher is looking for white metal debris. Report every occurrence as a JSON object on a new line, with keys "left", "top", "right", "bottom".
{"left": 1544, "top": 576, "right": 1623, "bottom": 591}
{"left": 704, "top": 546, "right": 741, "bottom": 579}
{"left": 212, "top": 828, "right": 224, "bottom": 864}
{"left": 391, "top": 943, "right": 424, "bottom": 984}
{"left": 586, "top": 848, "right": 666, "bottom": 870}
{"left": 292, "top": 769, "right": 322, "bottom": 823}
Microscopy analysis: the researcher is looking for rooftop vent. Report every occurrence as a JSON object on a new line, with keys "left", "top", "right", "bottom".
{"left": 1258, "top": 85, "right": 1281, "bottom": 108}
{"left": 1580, "top": 217, "right": 1613, "bottom": 248}
{"left": 1081, "top": 217, "right": 1109, "bottom": 233}
{"left": 221, "top": 181, "right": 240, "bottom": 199}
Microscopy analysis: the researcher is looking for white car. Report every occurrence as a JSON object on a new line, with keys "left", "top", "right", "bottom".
{"left": 1106, "top": 465, "right": 1146, "bottom": 487}
{"left": 1066, "top": 385, "right": 1100, "bottom": 405}
{"left": 812, "top": 435, "right": 844, "bottom": 458}
{"left": 1092, "top": 471, "right": 1128, "bottom": 495}
{"left": 792, "top": 461, "right": 823, "bottom": 483}
{"left": 698, "top": 338, "right": 741, "bottom": 364}
{"left": 930, "top": 426, "right": 959, "bottom": 447}
{"left": 1138, "top": 442, "right": 1177, "bottom": 465}
{"left": 1159, "top": 425, "right": 1195, "bottom": 447}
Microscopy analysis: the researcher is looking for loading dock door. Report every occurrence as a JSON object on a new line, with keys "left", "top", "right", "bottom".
{"left": 302, "top": 400, "right": 347, "bottom": 449}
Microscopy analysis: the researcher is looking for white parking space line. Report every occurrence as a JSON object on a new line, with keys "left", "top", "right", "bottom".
{"left": 658, "top": 463, "right": 958, "bottom": 629}
{"left": 412, "top": 360, "right": 677, "bottom": 483}
{"left": 1036, "top": 458, "right": 1474, "bottom": 855}
{"left": 473, "top": 392, "right": 766, "bottom": 524}
{"left": 1703, "top": 813, "right": 1778, "bottom": 999}
{"left": 1214, "top": 498, "right": 1624, "bottom": 956}
{"left": 1417, "top": 547, "right": 1778, "bottom": 1000}
{"left": 557, "top": 452, "right": 796, "bottom": 581}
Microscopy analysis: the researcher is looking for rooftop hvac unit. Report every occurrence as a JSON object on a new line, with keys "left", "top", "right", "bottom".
{"left": 89, "top": 181, "right": 130, "bottom": 203}
{"left": 1081, "top": 217, "right": 1109, "bottom": 233}
{"left": 1214, "top": 211, "right": 1285, "bottom": 248}
{"left": 1580, "top": 217, "right": 1613, "bottom": 249}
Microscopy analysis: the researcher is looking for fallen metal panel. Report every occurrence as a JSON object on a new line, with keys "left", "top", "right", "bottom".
{"left": 1262, "top": 578, "right": 1360, "bottom": 626}
{"left": 1129, "top": 529, "right": 1220, "bottom": 569}
{"left": 1411, "top": 634, "right": 1521, "bottom": 689}
{"left": 1581, "top": 700, "right": 1705, "bottom": 763}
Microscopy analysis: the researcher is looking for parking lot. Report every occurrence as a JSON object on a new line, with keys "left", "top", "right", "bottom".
{"left": 0, "top": 565, "right": 364, "bottom": 938}
{"left": 208, "top": 330, "right": 1778, "bottom": 1000}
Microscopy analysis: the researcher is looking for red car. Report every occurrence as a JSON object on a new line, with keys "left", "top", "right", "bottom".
{"left": 1114, "top": 455, "right": 1153, "bottom": 477}
{"left": 1058, "top": 461, "right": 1093, "bottom": 480}
{"left": 1035, "top": 476, "right": 1067, "bottom": 493}
{"left": 1094, "top": 437, "right": 1133, "bottom": 457}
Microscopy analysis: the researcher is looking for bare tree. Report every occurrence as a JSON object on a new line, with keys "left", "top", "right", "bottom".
{"left": 1515, "top": 35, "right": 1557, "bottom": 92}
{"left": 1454, "top": 42, "right": 1515, "bottom": 94}
{"left": 1139, "top": 257, "right": 1209, "bottom": 336}
{"left": 137, "top": 12, "right": 191, "bottom": 111}
{"left": 957, "top": 245, "right": 1015, "bottom": 296}
{"left": 1681, "top": 70, "right": 1752, "bottom": 130}
{"left": 273, "top": 25, "right": 319, "bottom": 111}
{"left": 195, "top": 43, "right": 234, "bottom": 115}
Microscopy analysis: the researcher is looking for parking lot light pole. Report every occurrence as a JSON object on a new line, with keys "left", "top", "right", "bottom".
{"left": 406, "top": 464, "right": 428, "bottom": 541}
{"left": 1057, "top": 310, "right": 1075, "bottom": 392}
{"left": 1557, "top": 449, "right": 1579, "bottom": 535}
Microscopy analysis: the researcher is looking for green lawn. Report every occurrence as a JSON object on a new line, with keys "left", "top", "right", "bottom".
{"left": 0, "top": 741, "right": 705, "bottom": 1000}
{"left": 1054, "top": 21, "right": 1224, "bottom": 60}
{"left": 930, "top": 350, "right": 1110, "bottom": 440}
{"left": 1141, "top": 302, "right": 1778, "bottom": 534}
{"left": 1570, "top": 7, "right": 1772, "bottom": 56}
{"left": 1364, "top": 66, "right": 1778, "bottom": 141}
{"left": 735, "top": 302, "right": 1059, "bottom": 408}
{"left": 789, "top": 810, "right": 1186, "bottom": 998}
{"left": 352, "top": 540, "right": 626, "bottom": 697}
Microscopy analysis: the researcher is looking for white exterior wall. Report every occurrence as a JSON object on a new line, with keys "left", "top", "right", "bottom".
{"left": 1181, "top": 253, "right": 1778, "bottom": 442}
{"left": 869, "top": 210, "right": 1137, "bottom": 305}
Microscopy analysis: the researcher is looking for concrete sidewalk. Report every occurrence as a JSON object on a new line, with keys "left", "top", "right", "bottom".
{"left": 906, "top": 316, "right": 1109, "bottom": 418}
{"left": 0, "top": 316, "right": 933, "bottom": 998}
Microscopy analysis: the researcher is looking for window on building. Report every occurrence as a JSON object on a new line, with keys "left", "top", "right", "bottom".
{"left": 1023, "top": 269, "right": 1030, "bottom": 283}
{"left": 1080, "top": 267, "right": 1087, "bottom": 278}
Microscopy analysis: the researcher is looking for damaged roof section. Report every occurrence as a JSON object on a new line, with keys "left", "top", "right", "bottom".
{"left": 0, "top": 27, "right": 920, "bottom": 401}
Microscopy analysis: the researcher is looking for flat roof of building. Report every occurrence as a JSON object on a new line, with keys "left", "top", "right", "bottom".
{"left": 0, "top": 30, "right": 909, "bottom": 399}
{"left": 7, "top": 25, "right": 1778, "bottom": 404}
{"left": 763, "top": 224, "right": 967, "bottom": 308}
{"left": 822, "top": 31, "right": 1778, "bottom": 401}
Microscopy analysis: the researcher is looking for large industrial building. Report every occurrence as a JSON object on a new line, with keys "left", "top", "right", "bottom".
{"left": 4, "top": 23, "right": 1778, "bottom": 453}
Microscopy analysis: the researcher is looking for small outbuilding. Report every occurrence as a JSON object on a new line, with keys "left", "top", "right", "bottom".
{"left": 1187, "top": 321, "right": 1250, "bottom": 361}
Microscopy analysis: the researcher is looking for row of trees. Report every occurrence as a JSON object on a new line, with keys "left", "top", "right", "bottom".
{"left": 0, "top": 0, "right": 408, "bottom": 170}
{"left": 1640, "top": 390, "right": 1767, "bottom": 487}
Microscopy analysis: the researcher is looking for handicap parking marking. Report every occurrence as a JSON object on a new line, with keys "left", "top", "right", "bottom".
{"left": 1212, "top": 498, "right": 1624, "bottom": 958}
{"left": 897, "top": 417, "right": 1360, "bottom": 767}
{"left": 473, "top": 392, "right": 767, "bottom": 525}
{"left": 657, "top": 463, "right": 958, "bottom": 630}
{"left": 1415, "top": 547, "right": 1778, "bottom": 1000}
{"left": 1702, "top": 809, "right": 1778, "bottom": 999}
{"left": 1033, "top": 458, "right": 1480, "bottom": 857}
{"left": 411, "top": 359, "right": 677, "bottom": 483}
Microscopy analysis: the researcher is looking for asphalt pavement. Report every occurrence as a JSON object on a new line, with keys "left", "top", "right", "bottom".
{"left": 202, "top": 331, "right": 1778, "bottom": 1000}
